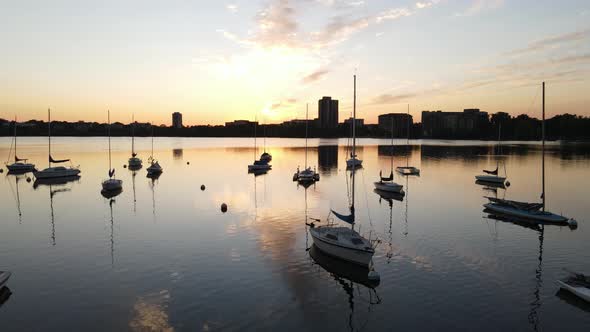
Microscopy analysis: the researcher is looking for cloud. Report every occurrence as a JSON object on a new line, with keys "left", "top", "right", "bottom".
{"left": 302, "top": 69, "right": 330, "bottom": 84}
{"left": 504, "top": 28, "right": 590, "bottom": 56}
{"left": 455, "top": 0, "right": 504, "bottom": 17}
{"left": 226, "top": 4, "right": 238, "bottom": 13}
{"left": 222, "top": 0, "right": 440, "bottom": 51}
{"left": 372, "top": 92, "right": 418, "bottom": 104}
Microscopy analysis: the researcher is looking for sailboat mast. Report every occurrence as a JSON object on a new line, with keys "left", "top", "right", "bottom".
{"left": 151, "top": 125, "right": 154, "bottom": 158}
{"left": 390, "top": 116, "right": 394, "bottom": 172}
{"left": 254, "top": 116, "right": 257, "bottom": 159}
{"left": 305, "top": 103, "right": 309, "bottom": 169}
{"left": 131, "top": 114, "right": 135, "bottom": 155}
{"left": 13, "top": 116, "right": 17, "bottom": 162}
{"left": 542, "top": 82, "right": 545, "bottom": 211}
{"left": 108, "top": 110, "right": 112, "bottom": 175}
{"left": 352, "top": 75, "right": 357, "bottom": 159}
{"left": 351, "top": 75, "right": 356, "bottom": 221}
{"left": 48, "top": 108, "right": 52, "bottom": 168}
{"left": 407, "top": 104, "right": 410, "bottom": 167}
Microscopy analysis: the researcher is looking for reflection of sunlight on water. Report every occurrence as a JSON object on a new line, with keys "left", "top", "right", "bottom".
{"left": 129, "top": 290, "right": 174, "bottom": 332}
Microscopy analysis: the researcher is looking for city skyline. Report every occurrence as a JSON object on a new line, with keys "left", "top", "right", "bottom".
{"left": 1, "top": 1, "right": 589, "bottom": 125}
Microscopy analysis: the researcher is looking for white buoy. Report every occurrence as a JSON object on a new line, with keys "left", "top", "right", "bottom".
{"left": 26, "top": 177, "right": 32, "bottom": 182}
{"left": 221, "top": 203, "right": 228, "bottom": 213}
{"left": 123, "top": 164, "right": 127, "bottom": 168}
{"left": 505, "top": 181, "right": 510, "bottom": 187}
{"left": 568, "top": 219, "right": 578, "bottom": 228}
{"left": 200, "top": 185, "right": 205, "bottom": 191}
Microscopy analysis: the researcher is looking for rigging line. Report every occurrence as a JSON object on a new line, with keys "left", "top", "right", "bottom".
{"left": 360, "top": 169, "right": 374, "bottom": 229}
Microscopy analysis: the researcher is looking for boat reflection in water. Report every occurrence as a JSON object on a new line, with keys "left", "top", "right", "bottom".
{"left": 374, "top": 188, "right": 404, "bottom": 263}
{"left": 484, "top": 209, "right": 576, "bottom": 331}
{"left": 309, "top": 245, "right": 381, "bottom": 331}
{"left": 33, "top": 175, "right": 80, "bottom": 246}
{"left": 101, "top": 187, "right": 122, "bottom": 199}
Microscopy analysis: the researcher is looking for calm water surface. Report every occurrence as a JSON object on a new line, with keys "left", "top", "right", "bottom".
{"left": 0, "top": 137, "right": 589, "bottom": 331}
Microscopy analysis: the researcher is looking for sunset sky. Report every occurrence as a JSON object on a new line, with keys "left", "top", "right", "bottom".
{"left": 1, "top": 0, "right": 589, "bottom": 125}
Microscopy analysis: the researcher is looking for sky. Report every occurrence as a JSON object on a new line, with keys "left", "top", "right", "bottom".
{"left": 0, "top": 0, "right": 589, "bottom": 125}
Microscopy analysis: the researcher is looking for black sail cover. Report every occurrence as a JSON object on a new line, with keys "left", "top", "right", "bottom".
{"left": 380, "top": 170, "right": 393, "bottom": 181}
{"left": 50, "top": 155, "right": 70, "bottom": 163}
{"left": 15, "top": 155, "right": 27, "bottom": 162}
{"left": 483, "top": 167, "right": 498, "bottom": 175}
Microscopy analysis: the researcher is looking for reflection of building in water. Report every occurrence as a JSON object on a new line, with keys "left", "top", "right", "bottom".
{"left": 318, "top": 145, "right": 338, "bottom": 174}
{"left": 173, "top": 148, "right": 183, "bottom": 160}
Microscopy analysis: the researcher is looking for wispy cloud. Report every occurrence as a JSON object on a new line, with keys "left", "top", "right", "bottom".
{"left": 504, "top": 28, "right": 590, "bottom": 56}
{"left": 455, "top": 0, "right": 504, "bottom": 17}
{"left": 372, "top": 92, "right": 418, "bottom": 104}
{"left": 302, "top": 68, "right": 330, "bottom": 84}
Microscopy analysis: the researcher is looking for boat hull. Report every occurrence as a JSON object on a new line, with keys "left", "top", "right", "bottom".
{"left": 6, "top": 162, "right": 36, "bottom": 172}
{"left": 248, "top": 164, "right": 271, "bottom": 171}
{"left": 396, "top": 166, "right": 420, "bottom": 175}
{"left": 310, "top": 228, "right": 374, "bottom": 267}
{"left": 483, "top": 203, "right": 569, "bottom": 224}
{"left": 557, "top": 280, "right": 590, "bottom": 303}
{"left": 34, "top": 167, "right": 80, "bottom": 179}
{"left": 475, "top": 175, "right": 506, "bottom": 184}
{"left": 102, "top": 179, "right": 123, "bottom": 191}
{"left": 373, "top": 181, "right": 404, "bottom": 193}
{"left": 128, "top": 157, "right": 142, "bottom": 167}
{"left": 346, "top": 158, "right": 363, "bottom": 169}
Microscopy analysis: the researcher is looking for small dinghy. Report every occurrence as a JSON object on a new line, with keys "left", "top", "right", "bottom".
{"left": 557, "top": 271, "right": 590, "bottom": 303}
{"left": 0, "top": 271, "right": 11, "bottom": 289}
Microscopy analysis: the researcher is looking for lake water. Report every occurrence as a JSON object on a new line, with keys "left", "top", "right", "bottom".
{"left": 0, "top": 137, "right": 589, "bottom": 331}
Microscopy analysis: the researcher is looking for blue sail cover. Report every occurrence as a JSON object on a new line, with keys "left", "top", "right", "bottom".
{"left": 331, "top": 209, "right": 355, "bottom": 225}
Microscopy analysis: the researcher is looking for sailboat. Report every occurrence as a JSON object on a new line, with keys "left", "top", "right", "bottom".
{"left": 309, "top": 75, "right": 379, "bottom": 269}
{"left": 33, "top": 109, "right": 81, "bottom": 179}
{"left": 476, "top": 124, "right": 507, "bottom": 184}
{"left": 484, "top": 82, "right": 576, "bottom": 226}
{"left": 128, "top": 115, "right": 142, "bottom": 169}
{"left": 346, "top": 75, "right": 362, "bottom": 169}
{"left": 5, "top": 117, "right": 36, "bottom": 173}
{"left": 248, "top": 117, "right": 272, "bottom": 172}
{"left": 260, "top": 119, "right": 272, "bottom": 162}
{"left": 374, "top": 116, "right": 404, "bottom": 193}
{"left": 293, "top": 103, "right": 319, "bottom": 183}
{"left": 396, "top": 105, "right": 420, "bottom": 175}
{"left": 102, "top": 111, "right": 123, "bottom": 193}
{"left": 146, "top": 125, "right": 163, "bottom": 175}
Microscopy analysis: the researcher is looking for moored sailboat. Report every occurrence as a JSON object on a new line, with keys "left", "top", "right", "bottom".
{"left": 346, "top": 75, "right": 362, "bottom": 169}
{"left": 248, "top": 117, "right": 271, "bottom": 172}
{"left": 128, "top": 115, "right": 142, "bottom": 169}
{"left": 476, "top": 124, "right": 507, "bottom": 184}
{"left": 374, "top": 116, "right": 404, "bottom": 194}
{"left": 483, "top": 82, "right": 576, "bottom": 226}
{"left": 396, "top": 104, "right": 420, "bottom": 175}
{"left": 33, "top": 109, "right": 81, "bottom": 179}
{"left": 146, "top": 125, "right": 163, "bottom": 176}
{"left": 5, "top": 117, "right": 36, "bottom": 173}
{"left": 102, "top": 111, "right": 123, "bottom": 193}
{"left": 293, "top": 103, "right": 319, "bottom": 183}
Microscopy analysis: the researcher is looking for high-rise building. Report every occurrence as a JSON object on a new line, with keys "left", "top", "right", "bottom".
{"left": 422, "top": 109, "right": 489, "bottom": 138}
{"left": 318, "top": 97, "right": 338, "bottom": 129}
{"left": 172, "top": 112, "right": 183, "bottom": 129}
{"left": 378, "top": 113, "right": 412, "bottom": 137}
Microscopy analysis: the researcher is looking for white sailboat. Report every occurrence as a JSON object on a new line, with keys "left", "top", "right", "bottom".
{"left": 374, "top": 116, "right": 404, "bottom": 194}
{"left": 33, "top": 109, "right": 81, "bottom": 179}
{"left": 476, "top": 123, "right": 507, "bottom": 184}
{"left": 102, "top": 111, "right": 123, "bottom": 193}
{"left": 248, "top": 117, "right": 271, "bottom": 172}
{"left": 309, "top": 76, "right": 378, "bottom": 267}
{"left": 5, "top": 117, "right": 36, "bottom": 173}
{"left": 146, "top": 125, "right": 163, "bottom": 175}
{"left": 346, "top": 75, "right": 362, "bottom": 169}
{"left": 484, "top": 82, "right": 576, "bottom": 226}
{"left": 128, "top": 115, "right": 142, "bottom": 169}
{"left": 293, "top": 103, "right": 319, "bottom": 183}
{"left": 396, "top": 104, "right": 420, "bottom": 175}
